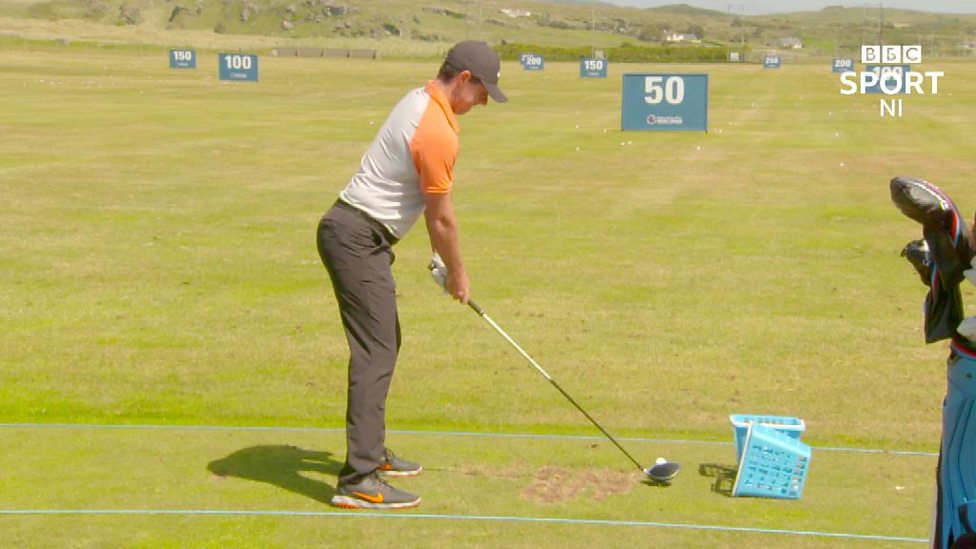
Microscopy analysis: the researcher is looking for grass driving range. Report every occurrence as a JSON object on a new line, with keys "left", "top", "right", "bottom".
{"left": 2, "top": 38, "right": 976, "bottom": 546}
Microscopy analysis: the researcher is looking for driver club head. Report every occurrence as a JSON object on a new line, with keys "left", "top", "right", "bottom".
{"left": 643, "top": 461, "right": 680, "bottom": 483}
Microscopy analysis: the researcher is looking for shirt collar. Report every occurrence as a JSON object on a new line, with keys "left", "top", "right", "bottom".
{"left": 425, "top": 80, "right": 460, "bottom": 134}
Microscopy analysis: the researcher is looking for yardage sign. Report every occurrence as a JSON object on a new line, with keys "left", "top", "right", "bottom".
{"left": 580, "top": 58, "right": 607, "bottom": 78}
{"left": 763, "top": 55, "right": 781, "bottom": 69}
{"left": 520, "top": 53, "right": 544, "bottom": 71}
{"left": 621, "top": 73, "right": 708, "bottom": 132}
{"left": 218, "top": 53, "right": 259, "bottom": 81}
{"left": 169, "top": 49, "right": 196, "bottom": 69}
{"left": 832, "top": 58, "right": 855, "bottom": 73}
{"left": 863, "top": 64, "right": 912, "bottom": 94}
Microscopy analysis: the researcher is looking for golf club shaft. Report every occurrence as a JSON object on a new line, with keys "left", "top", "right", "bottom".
{"left": 466, "top": 299, "right": 646, "bottom": 472}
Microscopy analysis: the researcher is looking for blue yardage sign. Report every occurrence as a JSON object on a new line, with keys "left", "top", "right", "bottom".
{"left": 520, "top": 53, "right": 544, "bottom": 71}
{"left": 170, "top": 49, "right": 196, "bottom": 69}
{"left": 580, "top": 58, "right": 607, "bottom": 78}
{"left": 863, "top": 64, "right": 911, "bottom": 94}
{"left": 763, "top": 55, "right": 781, "bottom": 68}
{"left": 621, "top": 73, "right": 708, "bottom": 132}
{"left": 218, "top": 53, "right": 259, "bottom": 81}
{"left": 832, "top": 58, "right": 855, "bottom": 73}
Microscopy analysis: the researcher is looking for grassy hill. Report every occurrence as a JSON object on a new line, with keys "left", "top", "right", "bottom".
{"left": 0, "top": 0, "right": 974, "bottom": 58}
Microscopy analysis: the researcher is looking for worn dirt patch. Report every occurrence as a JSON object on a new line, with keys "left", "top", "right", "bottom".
{"left": 520, "top": 465, "right": 637, "bottom": 504}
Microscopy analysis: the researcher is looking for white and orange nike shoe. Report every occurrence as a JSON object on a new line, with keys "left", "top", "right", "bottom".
{"left": 331, "top": 472, "right": 421, "bottom": 510}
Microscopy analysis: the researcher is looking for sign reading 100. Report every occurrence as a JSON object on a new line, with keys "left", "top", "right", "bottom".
{"left": 621, "top": 73, "right": 708, "bottom": 132}
{"left": 218, "top": 53, "right": 259, "bottom": 82}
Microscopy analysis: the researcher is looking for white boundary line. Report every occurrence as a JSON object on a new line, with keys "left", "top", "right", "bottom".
{"left": 0, "top": 509, "right": 928, "bottom": 543}
{"left": 0, "top": 422, "right": 939, "bottom": 457}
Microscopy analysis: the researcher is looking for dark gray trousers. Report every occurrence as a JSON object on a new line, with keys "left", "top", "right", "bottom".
{"left": 316, "top": 201, "right": 400, "bottom": 484}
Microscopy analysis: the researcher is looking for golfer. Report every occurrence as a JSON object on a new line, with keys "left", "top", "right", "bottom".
{"left": 316, "top": 41, "right": 507, "bottom": 510}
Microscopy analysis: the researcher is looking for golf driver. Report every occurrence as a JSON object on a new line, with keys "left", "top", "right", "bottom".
{"left": 429, "top": 255, "right": 680, "bottom": 483}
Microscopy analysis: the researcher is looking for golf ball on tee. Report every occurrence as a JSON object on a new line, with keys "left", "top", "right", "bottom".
{"left": 655, "top": 457, "right": 667, "bottom": 465}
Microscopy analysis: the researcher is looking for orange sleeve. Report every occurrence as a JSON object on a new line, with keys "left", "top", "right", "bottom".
{"left": 409, "top": 101, "right": 458, "bottom": 195}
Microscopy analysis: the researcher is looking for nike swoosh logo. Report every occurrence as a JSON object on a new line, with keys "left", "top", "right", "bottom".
{"left": 352, "top": 491, "right": 384, "bottom": 504}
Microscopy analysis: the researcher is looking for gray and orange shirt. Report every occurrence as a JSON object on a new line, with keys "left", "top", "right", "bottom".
{"left": 339, "top": 80, "right": 459, "bottom": 239}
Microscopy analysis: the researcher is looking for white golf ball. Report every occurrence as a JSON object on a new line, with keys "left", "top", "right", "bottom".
{"left": 655, "top": 457, "right": 667, "bottom": 465}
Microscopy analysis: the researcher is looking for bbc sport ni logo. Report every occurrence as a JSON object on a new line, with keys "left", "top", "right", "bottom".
{"left": 838, "top": 44, "right": 944, "bottom": 118}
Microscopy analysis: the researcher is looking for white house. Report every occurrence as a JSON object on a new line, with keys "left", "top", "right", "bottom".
{"left": 663, "top": 31, "right": 700, "bottom": 43}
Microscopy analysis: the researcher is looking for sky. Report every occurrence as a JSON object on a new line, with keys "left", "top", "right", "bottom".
{"left": 606, "top": 1, "right": 976, "bottom": 16}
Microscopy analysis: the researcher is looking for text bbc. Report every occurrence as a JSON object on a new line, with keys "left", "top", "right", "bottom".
{"left": 861, "top": 45, "right": 922, "bottom": 64}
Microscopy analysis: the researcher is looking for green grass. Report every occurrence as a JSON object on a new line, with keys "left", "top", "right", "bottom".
{"left": 2, "top": 41, "right": 975, "bottom": 545}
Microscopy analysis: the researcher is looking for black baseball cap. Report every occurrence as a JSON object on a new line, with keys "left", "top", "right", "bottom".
{"left": 444, "top": 40, "right": 508, "bottom": 103}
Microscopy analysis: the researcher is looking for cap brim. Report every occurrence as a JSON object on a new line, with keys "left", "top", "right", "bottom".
{"left": 485, "top": 82, "right": 508, "bottom": 103}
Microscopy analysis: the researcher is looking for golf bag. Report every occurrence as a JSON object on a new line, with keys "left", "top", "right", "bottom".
{"left": 890, "top": 176, "right": 976, "bottom": 549}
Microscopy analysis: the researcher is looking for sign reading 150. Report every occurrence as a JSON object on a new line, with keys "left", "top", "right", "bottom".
{"left": 583, "top": 59, "right": 605, "bottom": 71}
{"left": 644, "top": 75, "right": 685, "bottom": 104}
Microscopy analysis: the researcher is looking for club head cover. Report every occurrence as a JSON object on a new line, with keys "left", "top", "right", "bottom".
{"left": 890, "top": 176, "right": 974, "bottom": 286}
{"left": 891, "top": 176, "right": 957, "bottom": 229}
{"left": 890, "top": 176, "right": 974, "bottom": 343}
{"left": 901, "top": 239, "right": 932, "bottom": 286}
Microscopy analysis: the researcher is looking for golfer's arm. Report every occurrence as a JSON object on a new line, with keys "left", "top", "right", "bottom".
{"left": 424, "top": 192, "right": 465, "bottom": 277}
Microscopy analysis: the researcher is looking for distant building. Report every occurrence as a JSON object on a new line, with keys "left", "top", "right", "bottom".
{"left": 500, "top": 8, "right": 531, "bottom": 18}
{"left": 663, "top": 31, "right": 700, "bottom": 43}
{"left": 779, "top": 37, "right": 803, "bottom": 49}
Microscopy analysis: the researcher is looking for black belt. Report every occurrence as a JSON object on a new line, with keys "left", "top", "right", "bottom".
{"left": 333, "top": 199, "right": 399, "bottom": 245}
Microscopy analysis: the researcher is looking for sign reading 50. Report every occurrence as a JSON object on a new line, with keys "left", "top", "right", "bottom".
{"left": 621, "top": 73, "right": 708, "bottom": 132}
{"left": 643, "top": 75, "right": 685, "bottom": 105}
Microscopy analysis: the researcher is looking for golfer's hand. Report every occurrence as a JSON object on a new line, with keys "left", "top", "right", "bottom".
{"left": 446, "top": 270, "right": 470, "bottom": 305}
